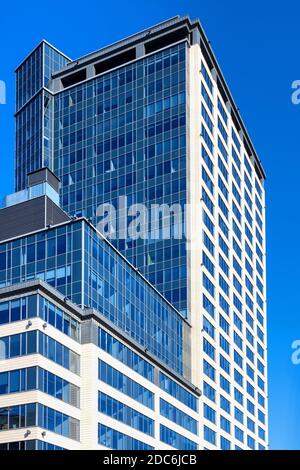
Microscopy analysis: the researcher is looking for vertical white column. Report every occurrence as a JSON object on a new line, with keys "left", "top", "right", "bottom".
{"left": 80, "top": 343, "right": 99, "bottom": 449}
{"left": 187, "top": 43, "right": 203, "bottom": 390}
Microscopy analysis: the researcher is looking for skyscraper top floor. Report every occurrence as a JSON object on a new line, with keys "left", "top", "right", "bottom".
{"left": 15, "top": 15, "right": 266, "bottom": 181}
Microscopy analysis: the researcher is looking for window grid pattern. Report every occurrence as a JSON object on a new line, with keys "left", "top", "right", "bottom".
{"left": 160, "top": 398, "right": 197, "bottom": 435}
{"left": 0, "top": 330, "right": 80, "bottom": 375}
{"left": 98, "top": 360, "right": 154, "bottom": 409}
{"left": 85, "top": 224, "right": 188, "bottom": 376}
{"left": 200, "top": 60, "right": 267, "bottom": 450}
{"left": 98, "top": 327, "right": 154, "bottom": 381}
{"left": 0, "top": 366, "right": 80, "bottom": 408}
{"left": 0, "top": 219, "right": 189, "bottom": 378}
{"left": 54, "top": 43, "right": 188, "bottom": 316}
{"left": 0, "top": 440, "right": 64, "bottom": 450}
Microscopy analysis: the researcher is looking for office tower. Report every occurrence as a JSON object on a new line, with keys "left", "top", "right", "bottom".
{"left": 0, "top": 168, "right": 198, "bottom": 449}
{"left": 1, "top": 16, "right": 268, "bottom": 450}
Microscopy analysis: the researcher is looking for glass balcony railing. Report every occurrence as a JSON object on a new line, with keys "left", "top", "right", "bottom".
{"left": 3, "top": 182, "right": 60, "bottom": 208}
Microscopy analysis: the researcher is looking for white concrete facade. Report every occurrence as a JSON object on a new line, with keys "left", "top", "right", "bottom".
{"left": 187, "top": 39, "right": 268, "bottom": 450}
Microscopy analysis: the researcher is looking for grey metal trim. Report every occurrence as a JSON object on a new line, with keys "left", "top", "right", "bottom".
{"left": 53, "top": 16, "right": 184, "bottom": 75}
{"left": 49, "top": 38, "right": 189, "bottom": 96}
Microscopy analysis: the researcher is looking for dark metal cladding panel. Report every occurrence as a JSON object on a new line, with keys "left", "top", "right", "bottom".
{"left": 46, "top": 169, "right": 60, "bottom": 192}
{"left": 28, "top": 167, "right": 60, "bottom": 192}
{"left": 0, "top": 196, "right": 70, "bottom": 242}
{"left": 0, "top": 197, "right": 46, "bottom": 241}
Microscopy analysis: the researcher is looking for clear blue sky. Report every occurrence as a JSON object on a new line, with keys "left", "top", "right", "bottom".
{"left": 0, "top": 0, "right": 299, "bottom": 450}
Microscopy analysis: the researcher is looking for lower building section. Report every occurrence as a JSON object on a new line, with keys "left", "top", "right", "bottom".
{"left": 0, "top": 280, "right": 200, "bottom": 450}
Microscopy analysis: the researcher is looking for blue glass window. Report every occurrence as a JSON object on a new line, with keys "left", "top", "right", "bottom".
{"left": 98, "top": 424, "right": 153, "bottom": 450}
{"left": 160, "top": 424, "right": 198, "bottom": 450}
